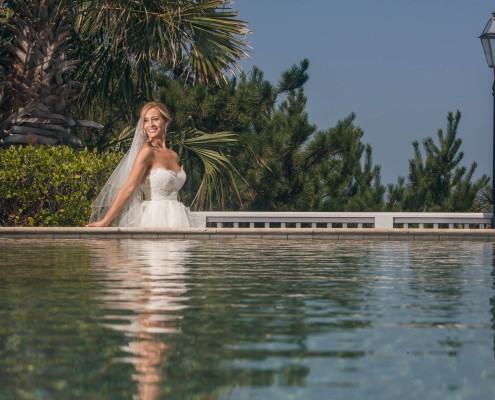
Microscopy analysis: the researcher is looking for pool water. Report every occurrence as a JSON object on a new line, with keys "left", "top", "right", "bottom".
{"left": 0, "top": 239, "right": 494, "bottom": 400}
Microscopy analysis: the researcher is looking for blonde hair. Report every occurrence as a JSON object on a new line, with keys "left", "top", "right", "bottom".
{"left": 139, "top": 100, "right": 172, "bottom": 127}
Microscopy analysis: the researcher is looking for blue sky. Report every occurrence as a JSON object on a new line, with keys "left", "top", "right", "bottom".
{"left": 234, "top": 0, "right": 494, "bottom": 185}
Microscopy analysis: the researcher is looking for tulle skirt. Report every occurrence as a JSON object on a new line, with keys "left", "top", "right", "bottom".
{"left": 139, "top": 200, "right": 204, "bottom": 228}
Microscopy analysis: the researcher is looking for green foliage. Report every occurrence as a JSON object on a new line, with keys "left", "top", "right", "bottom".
{"left": 0, "top": 2, "right": 13, "bottom": 25}
{"left": 156, "top": 59, "right": 317, "bottom": 210}
{"left": 177, "top": 129, "right": 241, "bottom": 210}
{"left": 223, "top": 87, "right": 318, "bottom": 211}
{"left": 70, "top": 0, "right": 250, "bottom": 130}
{"left": 151, "top": 63, "right": 289, "bottom": 210}
{"left": 309, "top": 114, "right": 385, "bottom": 211}
{"left": 386, "top": 111, "right": 489, "bottom": 211}
{"left": 1, "top": 61, "right": 487, "bottom": 219}
{"left": 154, "top": 59, "right": 385, "bottom": 212}
{"left": 472, "top": 181, "right": 492, "bottom": 213}
{"left": 0, "top": 146, "right": 121, "bottom": 226}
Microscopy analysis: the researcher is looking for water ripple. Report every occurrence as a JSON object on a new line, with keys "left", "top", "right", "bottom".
{"left": 0, "top": 239, "right": 494, "bottom": 400}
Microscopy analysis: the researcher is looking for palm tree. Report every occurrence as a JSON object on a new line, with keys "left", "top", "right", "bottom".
{"left": 1, "top": 0, "right": 249, "bottom": 140}
{"left": 72, "top": 0, "right": 250, "bottom": 119}
{"left": 57, "top": 0, "right": 253, "bottom": 142}
{"left": 0, "top": 1, "right": 98, "bottom": 145}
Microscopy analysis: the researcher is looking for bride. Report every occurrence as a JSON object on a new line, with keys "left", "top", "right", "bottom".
{"left": 87, "top": 101, "right": 204, "bottom": 228}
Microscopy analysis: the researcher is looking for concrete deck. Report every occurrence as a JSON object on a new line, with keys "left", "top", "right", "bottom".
{"left": 1, "top": 227, "right": 495, "bottom": 241}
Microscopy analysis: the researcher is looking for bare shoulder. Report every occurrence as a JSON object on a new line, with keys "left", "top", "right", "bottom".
{"left": 133, "top": 143, "right": 155, "bottom": 166}
{"left": 168, "top": 148, "right": 179, "bottom": 160}
{"left": 138, "top": 142, "right": 155, "bottom": 157}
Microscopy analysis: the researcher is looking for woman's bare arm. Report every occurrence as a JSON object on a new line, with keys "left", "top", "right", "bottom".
{"left": 86, "top": 145, "right": 153, "bottom": 227}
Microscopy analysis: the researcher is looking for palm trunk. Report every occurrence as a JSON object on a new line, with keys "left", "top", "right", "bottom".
{"left": 0, "top": 1, "right": 101, "bottom": 146}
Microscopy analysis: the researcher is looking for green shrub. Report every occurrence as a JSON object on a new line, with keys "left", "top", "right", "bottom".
{"left": 0, "top": 146, "right": 122, "bottom": 226}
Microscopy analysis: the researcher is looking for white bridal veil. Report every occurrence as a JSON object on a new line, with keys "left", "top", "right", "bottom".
{"left": 89, "top": 121, "right": 145, "bottom": 227}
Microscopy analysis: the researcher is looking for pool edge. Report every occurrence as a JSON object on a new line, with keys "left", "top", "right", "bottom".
{"left": 0, "top": 227, "right": 494, "bottom": 241}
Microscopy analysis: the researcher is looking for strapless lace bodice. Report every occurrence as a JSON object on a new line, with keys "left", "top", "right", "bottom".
{"left": 141, "top": 167, "right": 186, "bottom": 201}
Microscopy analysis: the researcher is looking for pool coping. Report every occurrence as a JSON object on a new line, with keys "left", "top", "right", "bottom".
{"left": 1, "top": 227, "right": 495, "bottom": 241}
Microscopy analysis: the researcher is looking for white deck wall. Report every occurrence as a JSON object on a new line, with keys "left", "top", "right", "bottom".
{"left": 193, "top": 212, "right": 494, "bottom": 230}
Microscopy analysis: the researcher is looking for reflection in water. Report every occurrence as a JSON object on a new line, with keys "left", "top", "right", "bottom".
{"left": 91, "top": 240, "right": 191, "bottom": 400}
{"left": 1, "top": 239, "right": 495, "bottom": 400}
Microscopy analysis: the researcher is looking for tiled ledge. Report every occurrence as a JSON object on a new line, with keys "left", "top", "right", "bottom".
{"left": 1, "top": 227, "right": 495, "bottom": 241}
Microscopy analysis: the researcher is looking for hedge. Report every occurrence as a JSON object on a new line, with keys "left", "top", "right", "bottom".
{"left": 0, "top": 146, "right": 122, "bottom": 226}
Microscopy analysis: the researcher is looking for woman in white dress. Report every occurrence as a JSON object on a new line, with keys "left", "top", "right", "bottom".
{"left": 87, "top": 101, "right": 203, "bottom": 228}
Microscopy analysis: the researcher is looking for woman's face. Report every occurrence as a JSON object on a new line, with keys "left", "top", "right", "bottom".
{"left": 143, "top": 108, "right": 167, "bottom": 140}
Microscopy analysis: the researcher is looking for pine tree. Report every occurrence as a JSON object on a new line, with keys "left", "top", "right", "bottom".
{"left": 248, "top": 88, "right": 317, "bottom": 210}
{"left": 309, "top": 114, "right": 385, "bottom": 211}
{"left": 386, "top": 111, "right": 489, "bottom": 211}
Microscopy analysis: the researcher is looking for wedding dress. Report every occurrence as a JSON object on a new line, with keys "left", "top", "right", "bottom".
{"left": 139, "top": 167, "right": 198, "bottom": 228}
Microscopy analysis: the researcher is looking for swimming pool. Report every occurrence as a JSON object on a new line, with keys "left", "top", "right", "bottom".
{"left": 0, "top": 239, "right": 494, "bottom": 399}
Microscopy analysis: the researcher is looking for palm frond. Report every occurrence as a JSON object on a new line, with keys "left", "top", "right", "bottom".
{"left": 472, "top": 181, "right": 492, "bottom": 213}
{"left": 176, "top": 129, "right": 241, "bottom": 210}
{"left": 101, "top": 123, "right": 135, "bottom": 152}
{"left": 73, "top": 0, "right": 250, "bottom": 110}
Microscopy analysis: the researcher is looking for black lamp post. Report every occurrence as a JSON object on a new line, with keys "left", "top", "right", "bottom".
{"left": 480, "top": 11, "right": 495, "bottom": 227}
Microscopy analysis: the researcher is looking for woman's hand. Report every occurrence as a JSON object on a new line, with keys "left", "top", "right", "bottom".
{"left": 85, "top": 220, "right": 110, "bottom": 227}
